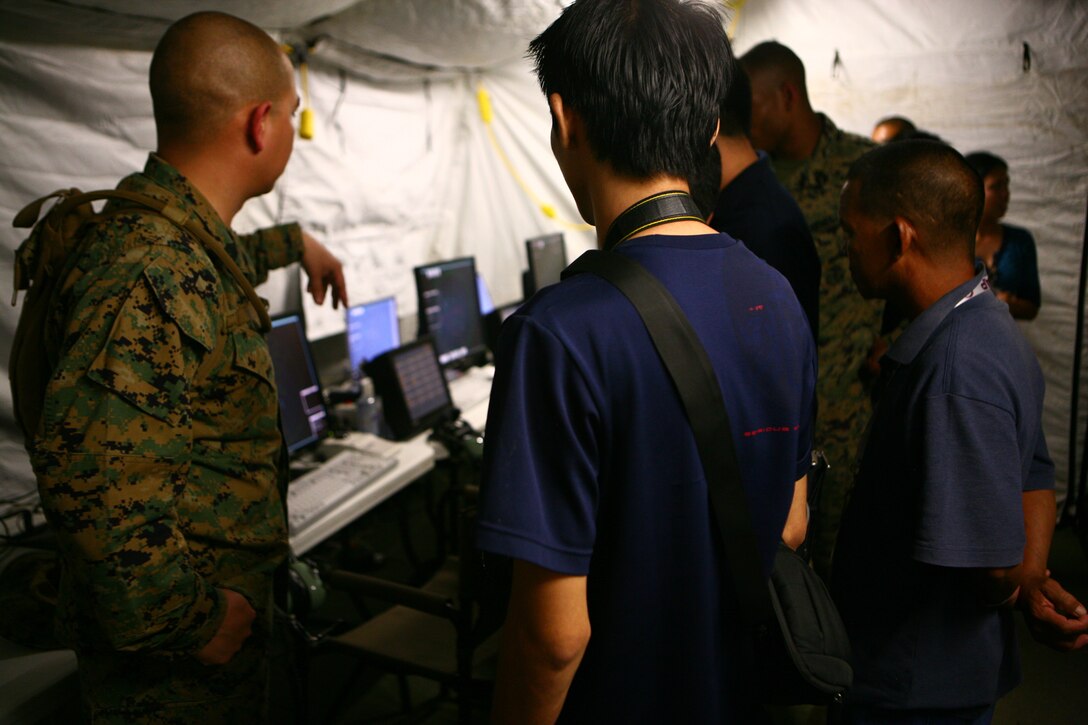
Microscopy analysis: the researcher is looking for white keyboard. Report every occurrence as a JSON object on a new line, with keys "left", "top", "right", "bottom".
{"left": 287, "top": 449, "right": 397, "bottom": 534}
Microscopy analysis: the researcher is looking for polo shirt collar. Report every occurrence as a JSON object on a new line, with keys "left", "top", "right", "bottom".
{"left": 619, "top": 231, "right": 739, "bottom": 253}
{"left": 885, "top": 265, "right": 989, "bottom": 367}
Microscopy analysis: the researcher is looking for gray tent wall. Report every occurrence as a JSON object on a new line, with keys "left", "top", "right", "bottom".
{"left": 0, "top": 0, "right": 1086, "bottom": 521}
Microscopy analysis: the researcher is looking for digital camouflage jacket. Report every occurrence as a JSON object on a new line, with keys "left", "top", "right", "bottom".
{"left": 31, "top": 154, "right": 300, "bottom": 656}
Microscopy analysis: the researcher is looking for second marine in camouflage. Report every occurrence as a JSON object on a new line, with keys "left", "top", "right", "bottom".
{"left": 741, "top": 42, "right": 882, "bottom": 576}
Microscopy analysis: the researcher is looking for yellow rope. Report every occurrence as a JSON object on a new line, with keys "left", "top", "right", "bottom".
{"left": 282, "top": 43, "right": 314, "bottom": 140}
{"left": 476, "top": 84, "right": 591, "bottom": 232}
{"left": 724, "top": 0, "right": 747, "bottom": 39}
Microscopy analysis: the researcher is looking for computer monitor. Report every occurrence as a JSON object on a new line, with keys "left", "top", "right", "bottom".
{"left": 485, "top": 300, "right": 522, "bottom": 353}
{"left": 345, "top": 296, "right": 400, "bottom": 381}
{"left": 414, "top": 257, "right": 486, "bottom": 368}
{"left": 366, "top": 337, "right": 455, "bottom": 440}
{"left": 476, "top": 273, "right": 495, "bottom": 316}
{"left": 524, "top": 232, "right": 567, "bottom": 297}
{"left": 267, "top": 313, "right": 330, "bottom": 454}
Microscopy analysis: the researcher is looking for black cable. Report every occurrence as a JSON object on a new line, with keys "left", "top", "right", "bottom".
{"left": 0, "top": 488, "right": 41, "bottom": 507}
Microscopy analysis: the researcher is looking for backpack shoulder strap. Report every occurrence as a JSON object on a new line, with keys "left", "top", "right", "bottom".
{"left": 12, "top": 188, "right": 271, "bottom": 332}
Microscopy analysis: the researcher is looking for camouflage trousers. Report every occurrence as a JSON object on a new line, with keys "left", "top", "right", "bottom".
{"left": 75, "top": 603, "right": 274, "bottom": 724}
{"left": 807, "top": 368, "right": 874, "bottom": 581}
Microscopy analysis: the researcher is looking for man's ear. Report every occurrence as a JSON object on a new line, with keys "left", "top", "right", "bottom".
{"left": 891, "top": 216, "right": 916, "bottom": 261}
{"left": 548, "top": 93, "right": 578, "bottom": 150}
{"left": 709, "top": 118, "right": 720, "bottom": 147}
{"left": 780, "top": 81, "right": 797, "bottom": 112}
{"left": 246, "top": 102, "right": 273, "bottom": 153}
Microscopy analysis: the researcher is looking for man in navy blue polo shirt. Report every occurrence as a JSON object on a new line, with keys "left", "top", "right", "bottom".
{"left": 709, "top": 66, "right": 820, "bottom": 342}
{"left": 476, "top": 2, "right": 815, "bottom": 722}
{"left": 831, "top": 141, "right": 1086, "bottom": 724}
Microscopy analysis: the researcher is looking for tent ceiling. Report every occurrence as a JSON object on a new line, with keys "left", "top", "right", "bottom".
{"left": 0, "top": 0, "right": 565, "bottom": 68}
{"left": 310, "top": 0, "right": 563, "bottom": 69}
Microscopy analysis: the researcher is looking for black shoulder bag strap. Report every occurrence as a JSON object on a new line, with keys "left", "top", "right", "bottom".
{"left": 562, "top": 249, "right": 776, "bottom": 632}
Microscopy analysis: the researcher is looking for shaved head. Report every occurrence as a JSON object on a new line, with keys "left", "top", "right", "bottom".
{"left": 150, "top": 11, "right": 293, "bottom": 147}
{"left": 740, "top": 40, "right": 808, "bottom": 99}
{"left": 871, "top": 115, "right": 916, "bottom": 144}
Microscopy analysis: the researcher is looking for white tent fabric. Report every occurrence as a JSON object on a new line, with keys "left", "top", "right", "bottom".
{"left": 0, "top": 0, "right": 592, "bottom": 508}
{"left": 0, "top": 0, "right": 1086, "bottom": 518}
{"left": 728, "top": 0, "right": 1088, "bottom": 510}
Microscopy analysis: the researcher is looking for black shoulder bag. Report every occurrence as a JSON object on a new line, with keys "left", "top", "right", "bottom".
{"left": 563, "top": 244, "right": 852, "bottom": 706}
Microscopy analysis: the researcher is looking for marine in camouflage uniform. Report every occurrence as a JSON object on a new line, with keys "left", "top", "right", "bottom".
{"left": 769, "top": 114, "right": 882, "bottom": 578}
{"left": 31, "top": 153, "right": 300, "bottom": 723}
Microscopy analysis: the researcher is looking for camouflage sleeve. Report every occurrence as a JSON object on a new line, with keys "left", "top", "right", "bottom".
{"left": 34, "top": 240, "right": 226, "bottom": 655}
{"left": 238, "top": 223, "right": 304, "bottom": 284}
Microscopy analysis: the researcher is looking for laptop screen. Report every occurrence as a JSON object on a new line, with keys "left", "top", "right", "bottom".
{"left": 267, "top": 313, "right": 330, "bottom": 454}
{"left": 367, "top": 337, "right": 455, "bottom": 440}
{"left": 345, "top": 296, "right": 400, "bottom": 381}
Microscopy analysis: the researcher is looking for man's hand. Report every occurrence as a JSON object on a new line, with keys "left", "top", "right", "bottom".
{"left": 195, "top": 588, "right": 257, "bottom": 665}
{"left": 859, "top": 335, "right": 888, "bottom": 386}
{"left": 1018, "top": 570, "right": 1088, "bottom": 652}
{"left": 782, "top": 474, "right": 808, "bottom": 551}
{"left": 300, "top": 231, "right": 348, "bottom": 309}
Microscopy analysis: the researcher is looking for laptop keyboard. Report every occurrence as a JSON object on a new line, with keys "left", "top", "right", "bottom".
{"left": 448, "top": 368, "right": 493, "bottom": 412}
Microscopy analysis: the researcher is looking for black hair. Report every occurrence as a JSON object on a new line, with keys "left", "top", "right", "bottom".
{"left": 529, "top": 0, "right": 733, "bottom": 181}
{"left": 964, "top": 151, "right": 1007, "bottom": 181}
{"left": 846, "top": 140, "right": 982, "bottom": 260}
{"left": 719, "top": 65, "right": 752, "bottom": 138}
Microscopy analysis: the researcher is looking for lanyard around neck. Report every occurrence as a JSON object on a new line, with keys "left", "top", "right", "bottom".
{"left": 603, "top": 190, "right": 704, "bottom": 252}
{"left": 954, "top": 274, "right": 990, "bottom": 308}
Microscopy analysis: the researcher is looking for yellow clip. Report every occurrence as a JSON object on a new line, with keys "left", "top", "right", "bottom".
{"left": 540, "top": 204, "right": 557, "bottom": 219}
{"left": 299, "top": 108, "right": 314, "bottom": 140}
{"left": 476, "top": 85, "right": 493, "bottom": 125}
